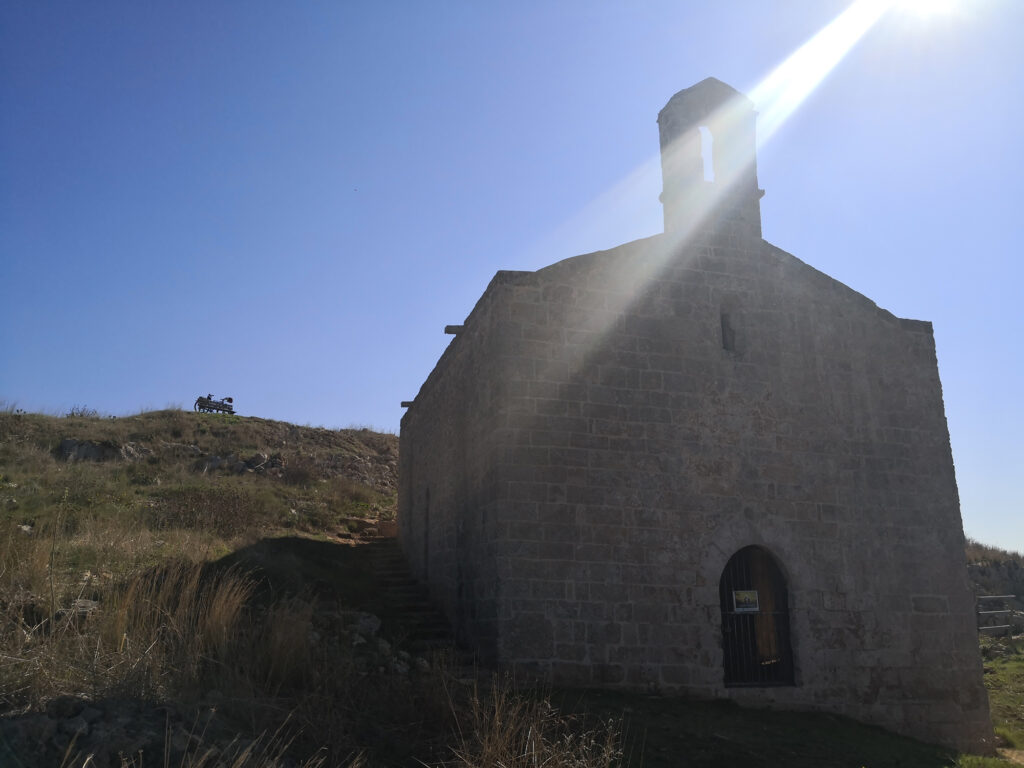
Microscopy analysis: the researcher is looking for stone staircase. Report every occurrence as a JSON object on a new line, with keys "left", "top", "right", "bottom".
{"left": 362, "top": 537, "right": 459, "bottom": 656}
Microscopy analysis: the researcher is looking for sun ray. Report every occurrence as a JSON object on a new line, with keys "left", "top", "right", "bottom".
{"left": 751, "top": 0, "right": 893, "bottom": 145}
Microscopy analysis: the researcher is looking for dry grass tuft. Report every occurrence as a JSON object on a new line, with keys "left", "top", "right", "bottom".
{"left": 0, "top": 525, "right": 256, "bottom": 710}
{"left": 452, "top": 679, "right": 622, "bottom": 768}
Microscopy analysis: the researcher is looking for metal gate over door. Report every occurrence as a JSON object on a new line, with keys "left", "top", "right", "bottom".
{"left": 719, "top": 545, "right": 795, "bottom": 686}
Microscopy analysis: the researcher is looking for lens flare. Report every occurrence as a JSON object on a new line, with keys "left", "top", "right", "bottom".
{"left": 751, "top": 0, "right": 892, "bottom": 145}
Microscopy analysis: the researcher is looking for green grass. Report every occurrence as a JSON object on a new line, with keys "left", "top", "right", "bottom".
{"left": 980, "top": 637, "right": 1024, "bottom": 753}
{"left": 0, "top": 409, "right": 396, "bottom": 537}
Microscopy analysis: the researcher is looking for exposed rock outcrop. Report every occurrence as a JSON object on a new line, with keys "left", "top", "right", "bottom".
{"left": 54, "top": 439, "right": 152, "bottom": 463}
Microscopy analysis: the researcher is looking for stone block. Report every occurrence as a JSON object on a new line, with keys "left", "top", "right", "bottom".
{"left": 530, "top": 580, "right": 568, "bottom": 600}
{"left": 555, "top": 643, "right": 587, "bottom": 662}
{"left": 585, "top": 622, "right": 622, "bottom": 645}
{"left": 551, "top": 662, "right": 593, "bottom": 686}
{"left": 536, "top": 541, "right": 574, "bottom": 561}
{"left": 594, "top": 664, "right": 626, "bottom": 685}
{"left": 660, "top": 665, "right": 692, "bottom": 686}
{"left": 911, "top": 595, "right": 949, "bottom": 614}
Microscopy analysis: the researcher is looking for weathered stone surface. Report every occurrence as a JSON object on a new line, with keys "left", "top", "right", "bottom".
{"left": 120, "top": 441, "right": 152, "bottom": 461}
{"left": 56, "top": 438, "right": 121, "bottom": 462}
{"left": 398, "top": 77, "right": 992, "bottom": 753}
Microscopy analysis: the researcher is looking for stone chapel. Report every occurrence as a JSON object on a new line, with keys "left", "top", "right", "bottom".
{"left": 398, "top": 77, "right": 992, "bottom": 751}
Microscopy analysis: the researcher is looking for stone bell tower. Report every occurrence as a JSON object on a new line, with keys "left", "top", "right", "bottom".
{"left": 657, "top": 77, "right": 764, "bottom": 238}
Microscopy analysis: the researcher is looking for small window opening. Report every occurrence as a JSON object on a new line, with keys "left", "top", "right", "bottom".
{"left": 699, "top": 126, "right": 715, "bottom": 182}
{"left": 721, "top": 312, "right": 736, "bottom": 352}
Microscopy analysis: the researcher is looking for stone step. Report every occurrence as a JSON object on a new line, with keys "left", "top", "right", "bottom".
{"left": 390, "top": 602, "right": 442, "bottom": 613}
{"left": 381, "top": 581, "right": 422, "bottom": 592}
{"left": 399, "top": 622, "right": 449, "bottom": 635}
{"left": 398, "top": 615, "right": 444, "bottom": 624}
{"left": 391, "top": 621, "right": 449, "bottom": 636}
{"left": 388, "top": 584, "right": 428, "bottom": 594}
{"left": 380, "top": 579, "right": 422, "bottom": 588}
{"left": 375, "top": 570, "right": 416, "bottom": 578}
{"left": 367, "top": 554, "right": 404, "bottom": 563}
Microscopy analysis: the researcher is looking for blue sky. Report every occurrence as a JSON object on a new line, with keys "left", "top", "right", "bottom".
{"left": 2, "top": 1, "right": 1021, "bottom": 550}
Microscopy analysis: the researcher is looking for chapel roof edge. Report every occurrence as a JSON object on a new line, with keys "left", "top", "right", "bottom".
{"left": 658, "top": 77, "right": 755, "bottom": 121}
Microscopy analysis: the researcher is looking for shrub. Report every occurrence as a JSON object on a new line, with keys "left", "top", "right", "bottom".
{"left": 65, "top": 405, "right": 99, "bottom": 418}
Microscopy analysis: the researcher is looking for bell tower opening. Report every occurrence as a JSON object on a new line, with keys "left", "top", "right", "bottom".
{"left": 699, "top": 126, "right": 715, "bottom": 182}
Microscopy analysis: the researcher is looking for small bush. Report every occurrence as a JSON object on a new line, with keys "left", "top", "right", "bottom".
{"left": 65, "top": 405, "right": 99, "bottom": 418}
{"left": 126, "top": 463, "right": 158, "bottom": 486}
{"left": 328, "top": 477, "right": 378, "bottom": 515}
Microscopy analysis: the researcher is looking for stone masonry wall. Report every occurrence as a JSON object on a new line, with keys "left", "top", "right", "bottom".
{"left": 399, "top": 274, "right": 528, "bottom": 657}
{"left": 480, "top": 230, "right": 989, "bottom": 752}
{"left": 400, "top": 225, "right": 991, "bottom": 751}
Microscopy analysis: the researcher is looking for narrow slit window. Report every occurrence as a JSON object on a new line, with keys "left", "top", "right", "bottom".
{"left": 721, "top": 312, "right": 736, "bottom": 352}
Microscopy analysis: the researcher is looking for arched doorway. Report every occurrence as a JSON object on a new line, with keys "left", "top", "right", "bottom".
{"left": 719, "top": 545, "right": 794, "bottom": 686}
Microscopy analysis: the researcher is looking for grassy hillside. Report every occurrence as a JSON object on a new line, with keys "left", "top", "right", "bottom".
{"left": 0, "top": 408, "right": 1019, "bottom": 767}
{"left": 967, "top": 540, "right": 1024, "bottom": 627}
{"left": 0, "top": 407, "right": 397, "bottom": 536}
